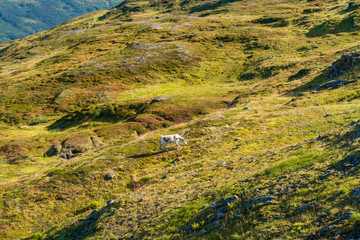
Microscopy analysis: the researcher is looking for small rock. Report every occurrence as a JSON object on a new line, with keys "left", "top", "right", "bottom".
{"left": 340, "top": 211, "right": 353, "bottom": 220}
{"left": 352, "top": 187, "right": 360, "bottom": 196}
{"left": 110, "top": 210, "right": 117, "bottom": 216}
{"left": 107, "top": 199, "right": 115, "bottom": 206}
{"left": 350, "top": 120, "right": 359, "bottom": 126}
{"left": 318, "top": 170, "right": 333, "bottom": 180}
{"left": 316, "top": 135, "right": 326, "bottom": 140}
{"left": 91, "top": 136, "right": 104, "bottom": 148}
{"left": 104, "top": 172, "right": 116, "bottom": 180}
{"left": 295, "top": 202, "right": 315, "bottom": 212}
{"left": 278, "top": 175, "right": 287, "bottom": 180}
{"left": 208, "top": 220, "right": 220, "bottom": 228}
{"left": 320, "top": 80, "right": 355, "bottom": 90}
{"left": 243, "top": 107, "right": 251, "bottom": 110}
{"left": 341, "top": 141, "right": 352, "bottom": 148}
{"left": 171, "top": 158, "right": 180, "bottom": 164}
{"left": 245, "top": 177, "right": 255, "bottom": 182}
{"left": 219, "top": 44, "right": 225, "bottom": 47}
{"left": 162, "top": 175, "right": 167, "bottom": 179}
{"left": 151, "top": 96, "right": 169, "bottom": 104}
{"left": 312, "top": 213, "right": 326, "bottom": 224}
{"left": 319, "top": 227, "right": 329, "bottom": 236}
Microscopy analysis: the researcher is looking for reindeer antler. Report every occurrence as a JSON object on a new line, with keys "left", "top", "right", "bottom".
{"left": 179, "top": 128, "right": 190, "bottom": 137}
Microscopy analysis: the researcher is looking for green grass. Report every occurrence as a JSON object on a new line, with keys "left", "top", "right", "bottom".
{"left": 1, "top": 0, "right": 360, "bottom": 239}
{"left": 260, "top": 150, "right": 330, "bottom": 177}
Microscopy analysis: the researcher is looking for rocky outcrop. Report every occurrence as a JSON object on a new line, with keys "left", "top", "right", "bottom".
{"left": 329, "top": 53, "right": 360, "bottom": 79}
{"left": 47, "top": 134, "right": 103, "bottom": 159}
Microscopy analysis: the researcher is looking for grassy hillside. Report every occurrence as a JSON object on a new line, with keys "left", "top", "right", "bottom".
{"left": 0, "top": 0, "right": 360, "bottom": 239}
{"left": 0, "top": 0, "right": 124, "bottom": 43}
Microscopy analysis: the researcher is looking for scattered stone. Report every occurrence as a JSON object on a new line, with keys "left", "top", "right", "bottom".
{"left": 351, "top": 187, "right": 360, "bottom": 196}
{"left": 295, "top": 202, "right": 315, "bottom": 213}
{"left": 316, "top": 135, "right": 327, "bottom": 140}
{"left": 234, "top": 138, "right": 240, "bottom": 141}
{"left": 340, "top": 211, "right": 353, "bottom": 220}
{"left": 261, "top": 56, "right": 275, "bottom": 61}
{"left": 243, "top": 107, "right": 251, "bottom": 110}
{"left": 104, "top": 172, "right": 116, "bottom": 180}
{"left": 319, "top": 80, "right": 356, "bottom": 90}
{"left": 312, "top": 214, "right": 326, "bottom": 225}
{"left": 110, "top": 210, "right": 117, "bottom": 216}
{"left": 239, "top": 177, "right": 255, "bottom": 182}
{"left": 319, "top": 226, "right": 329, "bottom": 236}
{"left": 341, "top": 141, "right": 352, "bottom": 148}
{"left": 246, "top": 196, "right": 276, "bottom": 208}
{"left": 336, "top": 154, "right": 360, "bottom": 171}
{"left": 210, "top": 195, "right": 239, "bottom": 210}
{"left": 219, "top": 44, "right": 225, "bottom": 47}
{"left": 318, "top": 170, "right": 333, "bottom": 180}
{"left": 208, "top": 220, "right": 220, "bottom": 228}
{"left": 278, "top": 175, "right": 287, "bottom": 180}
{"left": 162, "top": 175, "right": 167, "bottom": 179}
{"left": 353, "top": 134, "right": 360, "bottom": 140}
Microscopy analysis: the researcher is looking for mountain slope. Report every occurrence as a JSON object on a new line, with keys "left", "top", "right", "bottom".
{"left": 0, "top": 0, "right": 360, "bottom": 239}
{"left": 0, "top": 0, "right": 124, "bottom": 43}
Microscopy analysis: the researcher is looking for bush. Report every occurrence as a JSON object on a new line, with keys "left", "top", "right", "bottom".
{"left": 28, "top": 117, "right": 48, "bottom": 126}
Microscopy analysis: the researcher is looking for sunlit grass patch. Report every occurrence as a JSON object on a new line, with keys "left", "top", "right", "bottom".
{"left": 259, "top": 150, "right": 330, "bottom": 177}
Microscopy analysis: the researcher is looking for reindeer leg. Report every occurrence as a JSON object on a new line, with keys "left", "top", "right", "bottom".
{"left": 164, "top": 142, "right": 169, "bottom": 152}
{"left": 159, "top": 142, "right": 163, "bottom": 153}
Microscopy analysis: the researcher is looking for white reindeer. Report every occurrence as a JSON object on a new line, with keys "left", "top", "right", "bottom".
{"left": 159, "top": 134, "right": 187, "bottom": 152}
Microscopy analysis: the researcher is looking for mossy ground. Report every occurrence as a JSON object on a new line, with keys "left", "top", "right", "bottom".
{"left": 1, "top": 0, "right": 360, "bottom": 239}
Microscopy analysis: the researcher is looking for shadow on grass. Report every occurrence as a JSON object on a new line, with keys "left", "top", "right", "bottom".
{"left": 189, "top": 0, "right": 243, "bottom": 14}
{"left": 44, "top": 203, "right": 114, "bottom": 240}
{"left": 129, "top": 152, "right": 160, "bottom": 158}
{"left": 291, "top": 69, "right": 330, "bottom": 93}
